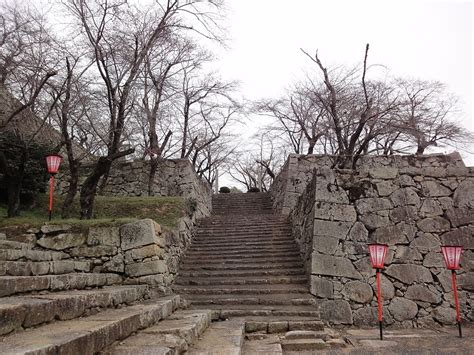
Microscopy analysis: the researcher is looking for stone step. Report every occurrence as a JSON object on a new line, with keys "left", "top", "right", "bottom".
{"left": 205, "top": 306, "right": 320, "bottom": 319}
{"left": 0, "top": 285, "right": 149, "bottom": 335}
{"left": 244, "top": 319, "right": 325, "bottom": 334}
{"left": 183, "top": 252, "right": 301, "bottom": 263}
{"left": 178, "top": 261, "right": 304, "bottom": 271}
{"left": 0, "top": 260, "right": 89, "bottom": 276}
{"left": 185, "top": 294, "right": 317, "bottom": 307}
{"left": 186, "top": 246, "right": 300, "bottom": 258}
{"left": 195, "top": 232, "right": 292, "bottom": 239}
{"left": 199, "top": 216, "right": 283, "bottom": 225}
{"left": 188, "top": 245, "right": 298, "bottom": 253}
{"left": 0, "top": 295, "right": 181, "bottom": 355}
{"left": 180, "top": 257, "right": 303, "bottom": 267}
{"left": 100, "top": 309, "right": 212, "bottom": 354}
{"left": 186, "top": 319, "right": 245, "bottom": 355}
{"left": 0, "top": 240, "right": 34, "bottom": 250}
{"left": 0, "top": 273, "right": 123, "bottom": 297}
{"left": 0, "top": 249, "right": 69, "bottom": 261}
{"left": 197, "top": 224, "right": 289, "bottom": 231}
{"left": 174, "top": 275, "right": 307, "bottom": 286}
{"left": 177, "top": 268, "right": 306, "bottom": 278}
{"left": 191, "top": 237, "right": 295, "bottom": 246}
{"left": 173, "top": 284, "right": 308, "bottom": 295}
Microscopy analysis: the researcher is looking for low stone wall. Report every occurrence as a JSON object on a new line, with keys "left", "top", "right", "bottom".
{"left": 57, "top": 158, "right": 212, "bottom": 219}
{"left": 13, "top": 218, "right": 195, "bottom": 295}
{"left": 271, "top": 153, "right": 466, "bottom": 215}
{"left": 289, "top": 162, "right": 474, "bottom": 327}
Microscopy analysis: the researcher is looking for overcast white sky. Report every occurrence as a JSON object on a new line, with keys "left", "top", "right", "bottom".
{"left": 211, "top": 0, "right": 473, "bottom": 182}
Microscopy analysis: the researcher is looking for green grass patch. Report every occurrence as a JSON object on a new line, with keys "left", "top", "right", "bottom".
{"left": 0, "top": 195, "right": 188, "bottom": 229}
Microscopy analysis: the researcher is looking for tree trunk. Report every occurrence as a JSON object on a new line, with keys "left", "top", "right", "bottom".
{"left": 61, "top": 160, "right": 79, "bottom": 218}
{"left": 79, "top": 157, "right": 110, "bottom": 219}
{"left": 148, "top": 158, "right": 159, "bottom": 196}
{"left": 7, "top": 178, "right": 21, "bottom": 217}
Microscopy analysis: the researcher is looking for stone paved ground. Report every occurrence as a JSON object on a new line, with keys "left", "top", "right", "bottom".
{"left": 243, "top": 324, "right": 474, "bottom": 354}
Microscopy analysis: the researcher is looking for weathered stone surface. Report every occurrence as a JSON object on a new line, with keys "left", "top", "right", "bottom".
{"left": 37, "top": 233, "right": 86, "bottom": 251}
{"left": 359, "top": 214, "right": 390, "bottom": 230}
{"left": 376, "top": 181, "right": 397, "bottom": 197}
{"left": 446, "top": 207, "right": 474, "bottom": 227}
{"left": 417, "top": 217, "right": 450, "bottom": 233}
{"left": 389, "top": 206, "right": 418, "bottom": 224}
{"left": 103, "top": 254, "right": 125, "bottom": 273}
{"left": 314, "top": 183, "right": 349, "bottom": 204}
{"left": 433, "top": 305, "right": 456, "bottom": 325}
{"left": 87, "top": 227, "right": 120, "bottom": 247}
{"left": 368, "top": 167, "right": 398, "bottom": 180}
{"left": 70, "top": 245, "right": 117, "bottom": 257}
{"left": 376, "top": 274, "right": 395, "bottom": 300}
{"left": 126, "top": 245, "right": 164, "bottom": 261}
{"left": 355, "top": 198, "right": 392, "bottom": 214}
{"left": 405, "top": 284, "right": 441, "bottom": 304}
{"left": 40, "top": 224, "right": 72, "bottom": 234}
{"left": 371, "top": 225, "right": 407, "bottom": 245}
{"left": 353, "top": 307, "right": 379, "bottom": 326}
{"left": 312, "top": 254, "right": 362, "bottom": 279}
{"left": 313, "top": 220, "right": 353, "bottom": 239}
{"left": 385, "top": 264, "right": 433, "bottom": 284}
{"left": 390, "top": 188, "right": 420, "bottom": 207}
{"left": 320, "top": 300, "right": 353, "bottom": 324}
{"left": 313, "top": 203, "right": 357, "bottom": 222}
{"left": 420, "top": 181, "right": 452, "bottom": 197}
{"left": 353, "top": 257, "right": 372, "bottom": 278}
{"left": 453, "top": 180, "right": 474, "bottom": 208}
{"left": 411, "top": 233, "right": 440, "bottom": 254}
{"left": 268, "top": 321, "right": 288, "bottom": 333}
{"left": 310, "top": 275, "right": 334, "bottom": 299}
{"left": 419, "top": 199, "right": 443, "bottom": 217}
{"left": 399, "top": 174, "right": 415, "bottom": 187}
{"left": 388, "top": 297, "right": 418, "bottom": 321}
{"left": 120, "top": 219, "right": 162, "bottom": 251}
{"left": 313, "top": 236, "right": 339, "bottom": 255}
{"left": 459, "top": 272, "right": 474, "bottom": 291}
{"left": 348, "top": 221, "right": 368, "bottom": 242}
{"left": 440, "top": 226, "right": 474, "bottom": 249}
{"left": 342, "top": 281, "right": 373, "bottom": 304}
{"left": 422, "top": 251, "right": 444, "bottom": 268}
{"left": 125, "top": 260, "right": 167, "bottom": 277}
{"left": 0, "top": 232, "right": 6, "bottom": 240}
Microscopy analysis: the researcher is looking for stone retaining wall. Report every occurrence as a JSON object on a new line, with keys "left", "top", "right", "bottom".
{"left": 10, "top": 218, "right": 195, "bottom": 295}
{"left": 288, "top": 161, "right": 474, "bottom": 327}
{"left": 271, "top": 153, "right": 466, "bottom": 216}
{"left": 57, "top": 158, "right": 212, "bottom": 219}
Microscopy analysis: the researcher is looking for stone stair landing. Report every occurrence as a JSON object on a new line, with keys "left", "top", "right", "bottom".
{"left": 173, "top": 192, "right": 319, "bottom": 322}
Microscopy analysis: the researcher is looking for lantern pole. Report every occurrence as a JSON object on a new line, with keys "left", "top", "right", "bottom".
{"left": 48, "top": 174, "right": 55, "bottom": 221}
{"left": 376, "top": 268, "right": 383, "bottom": 340}
{"left": 451, "top": 270, "right": 462, "bottom": 338}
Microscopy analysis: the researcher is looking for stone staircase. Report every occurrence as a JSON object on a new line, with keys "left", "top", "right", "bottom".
{"left": 0, "top": 236, "right": 212, "bottom": 354}
{"left": 173, "top": 192, "right": 320, "bottom": 324}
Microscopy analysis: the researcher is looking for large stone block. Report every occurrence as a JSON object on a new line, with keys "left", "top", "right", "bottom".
{"left": 311, "top": 253, "right": 362, "bottom": 279}
{"left": 388, "top": 297, "right": 418, "bottom": 321}
{"left": 314, "top": 183, "right": 349, "bottom": 204}
{"left": 375, "top": 181, "right": 397, "bottom": 197}
{"left": 125, "top": 260, "right": 167, "bottom": 277}
{"left": 319, "top": 300, "right": 353, "bottom": 324}
{"left": 37, "top": 233, "right": 86, "bottom": 251}
{"left": 440, "top": 226, "right": 474, "bottom": 250}
{"left": 355, "top": 198, "right": 392, "bottom": 215}
{"left": 359, "top": 214, "right": 390, "bottom": 231}
{"left": 310, "top": 275, "right": 333, "bottom": 299}
{"left": 394, "top": 246, "right": 422, "bottom": 262}
{"left": 342, "top": 281, "right": 373, "bottom": 304}
{"left": 419, "top": 199, "right": 443, "bottom": 218}
{"left": 313, "top": 220, "right": 353, "bottom": 239}
{"left": 405, "top": 284, "right": 441, "bottom": 304}
{"left": 87, "top": 227, "right": 120, "bottom": 247}
{"left": 446, "top": 207, "right": 474, "bottom": 227}
{"left": 370, "top": 225, "right": 407, "bottom": 245}
{"left": 453, "top": 180, "right": 474, "bottom": 208}
{"left": 417, "top": 217, "right": 450, "bottom": 233}
{"left": 385, "top": 264, "right": 433, "bottom": 284}
{"left": 348, "top": 222, "right": 368, "bottom": 242}
{"left": 70, "top": 245, "right": 117, "bottom": 257}
{"left": 313, "top": 203, "right": 357, "bottom": 222}
{"left": 313, "top": 236, "right": 339, "bottom": 255}
{"left": 120, "top": 219, "right": 162, "bottom": 250}
{"left": 368, "top": 167, "right": 398, "bottom": 180}
{"left": 125, "top": 245, "right": 164, "bottom": 261}
{"left": 420, "top": 181, "right": 452, "bottom": 197}
{"left": 459, "top": 272, "right": 474, "bottom": 291}
{"left": 411, "top": 233, "right": 440, "bottom": 254}
{"left": 389, "top": 206, "right": 418, "bottom": 224}
{"left": 390, "top": 187, "right": 420, "bottom": 207}
{"left": 40, "top": 224, "right": 72, "bottom": 234}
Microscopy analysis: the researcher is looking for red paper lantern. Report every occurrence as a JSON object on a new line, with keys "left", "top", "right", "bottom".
{"left": 368, "top": 243, "right": 388, "bottom": 269}
{"left": 441, "top": 245, "right": 463, "bottom": 270}
{"left": 45, "top": 154, "right": 62, "bottom": 175}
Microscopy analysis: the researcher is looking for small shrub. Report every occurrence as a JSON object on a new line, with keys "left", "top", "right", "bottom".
{"left": 219, "top": 186, "right": 231, "bottom": 193}
{"left": 247, "top": 187, "right": 260, "bottom": 193}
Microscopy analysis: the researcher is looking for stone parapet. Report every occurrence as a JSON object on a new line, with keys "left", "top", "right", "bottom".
{"left": 288, "top": 156, "right": 474, "bottom": 327}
